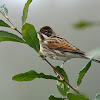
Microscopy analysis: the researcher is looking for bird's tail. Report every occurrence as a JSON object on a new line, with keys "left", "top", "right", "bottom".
{"left": 83, "top": 55, "right": 100, "bottom": 64}
{"left": 85, "top": 48, "right": 100, "bottom": 64}
{"left": 92, "top": 58, "right": 100, "bottom": 63}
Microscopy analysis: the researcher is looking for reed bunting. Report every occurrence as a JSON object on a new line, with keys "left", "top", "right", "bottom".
{"left": 37, "top": 26, "right": 100, "bottom": 67}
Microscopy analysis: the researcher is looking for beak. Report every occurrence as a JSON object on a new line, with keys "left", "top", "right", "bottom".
{"left": 37, "top": 31, "right": 41, "bottom": 34}
{"left": 37, "top": 31, "right": 44, "bottom": 40}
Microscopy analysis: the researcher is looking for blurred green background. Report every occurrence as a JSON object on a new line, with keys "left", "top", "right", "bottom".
{"left": 0, "top": 0, "right": 100, "bottom": 100}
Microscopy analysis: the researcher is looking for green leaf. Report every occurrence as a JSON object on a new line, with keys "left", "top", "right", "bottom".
{"left": 67, "top": 93, "right": 89, "bottom": 100}
{"left": 49, "top": 95, "right": 66, "bottom": 100}
{"left": 0, "top": 4, "right": 8, "bottom": 17}
{"left": 77, "top": 48, "right": 100, "bottom": 87}
{"left": 12, "top": 70, "right": 57, "bottom": 81}
{"left": 57, "top": 81, "right": 69, "bottom": 96}
{"left": 55, "top": 66, "right": 69, "bottom": 96}
{"left": 55, "top": 66, "right": 69, "bottom": 81}
{"left": 95, "top": 93, "right": 100, "bottom": 100}
{"left": 22, "top": 23, "right": 40, "bottom": 52}
{"left": 22, "top": 0, "right": 32, "bottom": 25}
{"left": 77, "top": 60, "right": 92, "bottom": 87}
{"left": 0, "top": 31, "right": 25, "bottom": 43}
{"left": 0, "top": 20, "right": 10, "bottom": 28}
{"left": 73, "top": 20, "right": 94, "bottom": 29}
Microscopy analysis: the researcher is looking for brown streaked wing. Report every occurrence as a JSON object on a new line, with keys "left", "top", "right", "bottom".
{"left": 46, "top": 38, "right": 85, "bottom": 55}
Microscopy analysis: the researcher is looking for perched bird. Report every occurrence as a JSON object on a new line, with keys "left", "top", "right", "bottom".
{"left": 37, "top": 26, "right": 100, "bottom": 67}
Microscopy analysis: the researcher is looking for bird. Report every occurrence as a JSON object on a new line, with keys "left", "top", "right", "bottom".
{"left": 37, "top": 26, "right": 100, "bottom": 67}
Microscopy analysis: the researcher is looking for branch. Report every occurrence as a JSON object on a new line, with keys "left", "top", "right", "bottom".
{"left": 0, "top": 11, "right": 22, "bottom": 35}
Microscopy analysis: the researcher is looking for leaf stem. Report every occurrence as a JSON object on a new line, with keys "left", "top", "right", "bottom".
{"left": 0, "top": 10, "right": 22, "bottom": 35}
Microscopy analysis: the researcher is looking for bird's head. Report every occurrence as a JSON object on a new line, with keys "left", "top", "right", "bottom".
{"left": 37, "top": 26, "right": 55, "bottom": 41}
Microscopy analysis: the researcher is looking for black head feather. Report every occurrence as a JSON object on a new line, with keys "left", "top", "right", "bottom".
{"left": 40, "top": 26, "right": 54, "bottom": 37}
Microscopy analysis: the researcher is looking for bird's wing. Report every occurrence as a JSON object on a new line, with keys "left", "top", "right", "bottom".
{"left": 46, "top": 37, "right": 85, "bottom": 55}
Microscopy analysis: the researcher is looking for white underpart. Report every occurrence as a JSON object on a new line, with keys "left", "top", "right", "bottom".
{"left": 38, "top": 33, "right": 50, "bottom": 41}
{"left": 43, "top": 41, "right": 48, "bottom": 45}
{"left": 37, "top": 34, "right": 41, "bottom": 41}
{"left": 56, "top": 52, "right": 83, "bottom": 61}
{"left": 54, "top": 50, "right": 62, "bottom": 55}
{"left": 42, "top": 34, "right": 50, "bottom": 39}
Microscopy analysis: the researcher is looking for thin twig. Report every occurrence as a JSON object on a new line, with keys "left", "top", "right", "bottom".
{"left": 15, "top": 28, "right": 22, "bottom": 35}
{"left": 0, "top": 11, "right": 22, "bottom": 35}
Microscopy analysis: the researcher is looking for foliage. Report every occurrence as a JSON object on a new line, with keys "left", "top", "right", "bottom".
{"left": 0, "top": 20, "right": 10, "bottom": 28}
{"left": 0, "top": 1, "right": 100, "bottom": 100}
{"left": 49, "top": 95, "right": 66, "bottom": 100}
{"left": 0, "top": 31, "right": 25, "bottom": 43}
{"left": 56, "top": 66, "right": 69, "bottom": 96}
{"left": 22, "top": 23, "right": 40, "bottom": 52}
{"left": 0, "top": 4, "right": 8, "bottom": 17}
{"left": 12, "top": 70, "right": 58, "bottom": 81}
{"left": 95, "top": 93, "right": 100, "bottom": 100}
{"left": 73, "top": 20, "right": 100, "bottom": 29}
{"left": 77, "top": 60, "right": 92, "bottom": 87}
{"left": 22, "top": 0, "right": 32, "bottom": 25}
{"left": 67, "top": 93, "right": 89, "bottom": 100}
